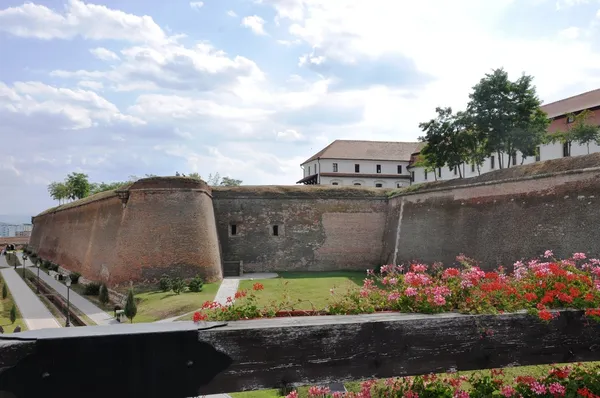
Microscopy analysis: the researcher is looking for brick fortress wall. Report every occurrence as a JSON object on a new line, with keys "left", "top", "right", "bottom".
{"left": 212, "top": 186, "right": 390, "bottom": 273}
{"left": 29, "top": 177, "right": 222, "bottom": 287}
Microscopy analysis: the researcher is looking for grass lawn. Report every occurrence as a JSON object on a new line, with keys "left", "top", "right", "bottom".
{"left": 132, "top": 282, "right": 221, "bottom": 323}
{"left": 0, "top": 274, "right": 27, "bottom": 333}
{"left": 237, "top": 271, "right": 366, "bottom": 311}
{"left": 228, "top": 362, "right": 600, "bottom": 397}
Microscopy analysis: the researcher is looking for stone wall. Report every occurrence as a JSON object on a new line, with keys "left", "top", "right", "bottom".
{"left": 382, "top": 166, "right": 600, "bottom": 269}
{"left": 212, "top": 186, "right": 390, "bottom": 273}
{"left": 29, "top": 177, "right": 222, "bottom": 287}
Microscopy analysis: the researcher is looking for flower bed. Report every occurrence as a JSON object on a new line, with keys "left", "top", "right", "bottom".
{"left": 294, "top": 363, "right": 600, "bottom": 397}
{"left": 193, "top": 251, "right": 600, "bottom": 323}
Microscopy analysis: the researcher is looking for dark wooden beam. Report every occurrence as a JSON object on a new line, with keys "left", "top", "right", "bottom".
{"left": 1, "top": 311, "right": 600, "bottom": 398}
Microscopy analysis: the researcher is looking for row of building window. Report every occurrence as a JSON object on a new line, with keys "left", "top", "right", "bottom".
{"left": 331, "top": 182, "right": 404, "bottom": 188}
{"left": 308, "top": 164, "right": 404, "bottom": 174}
{"left": 230, "top": 224, "right": 280, "bottom": 236}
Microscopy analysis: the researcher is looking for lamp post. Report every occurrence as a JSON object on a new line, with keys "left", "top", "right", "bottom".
{"left": 21, "top": 253, "right": 27, "bottom": 279}
{"left": 65, "top": 276, "right": 72, "bottom": 327}
{"left": 36, "top": 260, "right": 41, "bottom": 293}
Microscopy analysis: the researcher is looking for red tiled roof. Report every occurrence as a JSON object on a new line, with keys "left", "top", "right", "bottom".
{"left": 301, "top": 140, "right": 424, "bottom": 165}
{"left": 541, "top": 88, "right": 600, "bottom": 118}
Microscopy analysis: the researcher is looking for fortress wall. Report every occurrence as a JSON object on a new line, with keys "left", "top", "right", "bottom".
{"left": 212, "top": 186, "right": 390, "bottom": 273}
{"left": 30, "top": 177, "right": 222, "bottom": 287}
{"left": 383, "top": 167, "right": 600, "bottom": 268}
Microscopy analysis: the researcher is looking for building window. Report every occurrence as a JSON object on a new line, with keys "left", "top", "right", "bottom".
{"left": 355, "top": 164, "right": 360, "bottom": 173}
{"left": 376, "top": 164, "right": 381, "bottom": 173}
{"left": 471, "top": 163, "right": 475, "bottom": 173}
{"left": 230, "top": 224, "right": 237, "bottom": 236}
{"left": 535, "top": 147, "right": 541, "bottom": 162}
{"left": 375, "top": 183, "right": 383, "bottom": 188}
{"left": 563, "top": 142, "right": 570, "bottom": 157}
{"left": 410, "top": 171, "right": 415, "bottom": 182}
{"left": 397, "top": 183, "right": 402, "bottom": 188}
{"left": 490, "top": 156, "right": 495, "bottom": 169}
{"left": 424, "top": 170, "right": 428, "bottom": 180}
{"left": 437, "top": 167, "right": 441, "bottom": 178}
{"left": 353, "top": 183, "right": 361, "bottom": 186}
{"left": 332, "top": 182, "right": 339, "bottom": 185}
{"left": 272, "top": 225, "right": 279, "bottom": 236}
{"left": 512, "top": 153, "right": 517, "bottom": 166}
{"left": 567, "top": 115, "right": 575, "bottom": 123}
{"left": 333, "top": 163, "right": 338, "bottom": 172}
{"left": 397, "top": 165, "right": 402, "bottom": 174}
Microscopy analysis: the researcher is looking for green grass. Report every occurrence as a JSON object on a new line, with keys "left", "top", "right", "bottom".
{"left": 132, "top": 282, "right": 221, "bottom": 323}
{"left": 238, "top": 271, "right": 365, "bottom": 311}
{"left": 228, "top": 362, "right": 600, "bottom": 397}
{"left": 0, "top": 274, "right": 27, "bottom": 333}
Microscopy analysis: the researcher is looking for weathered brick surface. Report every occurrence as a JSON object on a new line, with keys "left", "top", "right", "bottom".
{"left": 212, "top": 188, "right": 389, "bottom": 272}
{"left": 29, "top": 177, "right": 222, "bottom": 287}
{"left": 383, "top": 168, "right": 600, "bottom": 269}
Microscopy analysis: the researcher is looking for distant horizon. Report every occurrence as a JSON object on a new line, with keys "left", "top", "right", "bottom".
{"left": 0, "top": 215, "right": 33, "bottom": 225}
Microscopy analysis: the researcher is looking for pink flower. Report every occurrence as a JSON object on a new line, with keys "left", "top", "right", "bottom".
{"left": 433, "top": 294, "right": 446, "bottom": 306}
{"left": 411, "top": 263, "right": 428, "bottom": 273}
{"left": 367, "top": 269, "right": 374, "bottom": 275}
{"left": 404, "top": 392, "right": 419, "bottom": 398}
{"left": 359, "top": 289, "right": 369, "bottom": 298}
{"left": 544, "top": 250, "right": 554, "bottom": 259}
{"left": 454, "top": 391, "right": 469, "bottom": 398}
{"left": 500, "top": 385, "right": 515, "bottom": 397}
{"left": 405, "top": 272, "right": 432, "bottom": 286}
{"left": 530, "top": 381, "right": 546, "bottom": 394}
{"left": 363, "top": 279, "right": 375, "bottom": 289}
{"left": 308, "top": 386, "right": 330, "bottom": 397}
{"left": 404, "top": 287, "right": 418, "bottom": 297}
{"left": 285, "top": 391, "right": 298, "bottom": 398}
{"left": 388, "top": 277, "right": 398, "bottom": 286}
{"left": 387, "top": 292, "right": 400, "bottom": 301}
{"left": 573, "top": 252, "right": 587, "bottom": 260}
{"left": 548, "top": 382, "right": 565, "bottom": 396}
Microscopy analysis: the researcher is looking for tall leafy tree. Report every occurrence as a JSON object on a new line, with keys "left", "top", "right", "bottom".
{"left": 90, "top": 181, "right": 129, "bottom": 195}
{"left": 124, "top": 289, "right": 137, "bottom": 323}
{"left": 419, "top": 107, "right": 470, "bottom": 178}
{"left": 570, "top": 110, "right": 600, "bottom": 154}
{"left": 47, "top": 181, "right": 70, "bottom": 204}
{"left": 466, "top": 68, "right": 549, "bottom": 168}
{"left": 65, "top": 172, "right": 91, "bottom": 200}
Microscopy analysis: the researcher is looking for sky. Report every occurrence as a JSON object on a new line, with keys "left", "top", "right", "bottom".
{"left": 1, "top": 0, "right": 600, "bottom": 220}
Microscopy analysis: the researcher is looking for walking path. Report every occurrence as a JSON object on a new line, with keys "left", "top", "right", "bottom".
{"left": 0, "top": 267, "right": 61, "bottom": 330}
{"left": 34, "top": 268, "right": 117, "bottom": 326}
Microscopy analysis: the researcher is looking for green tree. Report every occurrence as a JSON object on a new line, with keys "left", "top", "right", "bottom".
{"left": 65, "top": 172, "right": 91, "bottom": 200}
{"left": 570, "top": 110, "right": 600, "bottom": 154}
{"left": 466, "top": 68, "right": 549, "bottom": 168}
{"left": 90, "top": 181, "right": 129, "bottom": 195}
{"left": 220, "top": 176, "right": 243, "bottom": 186}
{"left": 183, "top": 172, "right": 243, "bottom": 186}
{"left": 9, "top": 304, "right": 16, "bottom": 324}
{"left": 99, "top": 283, "right": 110, "bottom": 304}
{"left": 419, "top": 107, "right": 471, "bottom": 178}
{"left": 124, "top": 289, "right": 137, "bottom": 323}
{"left": 2, "top": 283, "right": 7, "bottom": 300}
{"left": 48, "top": 181, "right": 70, "bottom": 204}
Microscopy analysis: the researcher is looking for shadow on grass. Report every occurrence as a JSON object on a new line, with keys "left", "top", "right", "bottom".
{"left": 276, "top": 271, "right": 366, "bottom": 286}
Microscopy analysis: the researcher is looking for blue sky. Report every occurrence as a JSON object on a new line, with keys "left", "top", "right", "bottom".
{"left": 1, "top": 0, "right": 600, "bottom": 219}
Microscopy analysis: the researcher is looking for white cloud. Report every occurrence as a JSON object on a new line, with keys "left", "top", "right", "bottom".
{"left": 77, "top": 80, "right": 104, "bottom": 90}
{"left": 555, "top": 0, "right": 590, "bottom": 10}
{"left": 276, "top": 129, "right": 305, "bottom": 141}
{"left": 0, "top": 0, "right": 168, "bottom": 44}
{"left": 241, "top": 15, "right": 267, "bottom": 35}
{"left": 89, "top": 47, "right": 120, "bottom": 61}
{"left": 190, "top": 1, "right": 204, "bottom": 10}
{"left": 558, "top": 26, "right": 581, "bottom": 39}
{"left": 227, "top": 10, "right": 238, "bottom": 17}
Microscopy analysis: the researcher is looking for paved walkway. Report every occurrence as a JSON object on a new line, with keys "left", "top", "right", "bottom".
{"left": 0, "top": 267, "right": 61, "bottom": 330}
{"left": 34, "top": 268, "right": 117, "bottom": 326}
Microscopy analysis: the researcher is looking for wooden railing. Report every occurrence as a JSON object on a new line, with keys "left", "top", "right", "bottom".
{"left": 1, "top": 310, "right": 599, "bottom": 398}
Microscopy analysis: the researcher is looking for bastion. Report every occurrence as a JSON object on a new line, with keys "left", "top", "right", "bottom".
{"left": 28, "top": 153, "right": 600, "bottom": 286}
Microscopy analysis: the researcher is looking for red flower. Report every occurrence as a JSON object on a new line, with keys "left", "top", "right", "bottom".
{"left": 193, "top": 312, "right": 207, "bottom": 322}
{"left": 539, "top": 310, "right": 555, "bottom": 321}
{"left": 524, "top": 292, "right": 537, "bottom": 302}
{"left": 253, "top": 282, "right": 264, "bottom": 291}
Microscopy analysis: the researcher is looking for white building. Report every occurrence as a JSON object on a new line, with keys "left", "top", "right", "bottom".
{"left": 297, "top": 140, "right": 423, "bottom": 188}
{"left": 409, "top": 88, "right": 600, "bottom": 184}
{"left": 0, "top": 223, "right": 17, "bottom": 237}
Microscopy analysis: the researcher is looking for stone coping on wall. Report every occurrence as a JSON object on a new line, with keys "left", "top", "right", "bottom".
{"left": 212, "top": 185, "right": 391, "bottom": 199}
{"left": 390, "top": 164, "right": 600, "bottom": 199}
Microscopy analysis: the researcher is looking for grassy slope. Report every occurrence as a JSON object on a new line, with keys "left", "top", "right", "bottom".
{"left": 0, "top": 274, "right": 27, "bottom": 332}
{"left": 237, "top": 271, "right": 365, "bottom": 311}
{"left": 133, "top": 282, "right": 221, "bottom": 323}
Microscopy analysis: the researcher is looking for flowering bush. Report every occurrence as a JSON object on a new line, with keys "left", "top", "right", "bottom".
{"left": 193, "top": 251, "right": 600, "bottom": 323}
{"left": 327, "top": 251, "right": 600, "bottom": 322}
{"left": 294, "top": 363, "right": 600, "bottom": 397}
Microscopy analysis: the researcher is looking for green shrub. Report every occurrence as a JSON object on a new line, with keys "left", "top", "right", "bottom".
{"left": 99, "top": 283, "right": 110, "bottom": 304}
{"left": 171, "top": 277, "right": 186, "bottom": 295}
{"left": 83, "top": 282, "right": 101, "bottom": 296}
{"left": 9, "top": 304, "right": 16, "bottom": 324}
{"left": 158, "top": 275, "right": 171, "bottom": 292}
{"left": 124, "top": 289, "right": 137, "bottom": 323}
{"left": 42, "top": 260, "right": 51, "bottom": 269}
{"left": 69, "top": 272, "right": 81, "bottom": 284}
{"left": 188, "top": 275, "right": 204, "bottom": 292}
{"left": 2, "top": 283, "right": 7, "bottom": 300}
